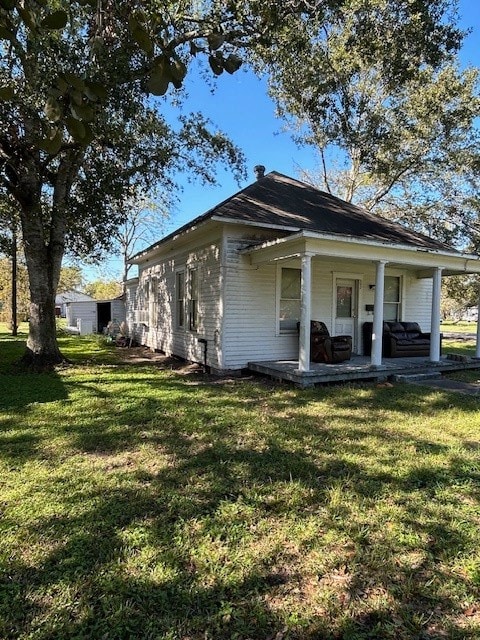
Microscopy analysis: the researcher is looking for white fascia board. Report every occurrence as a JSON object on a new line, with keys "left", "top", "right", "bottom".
{"left": 240, "top": 231, "right": 304, "bottom": 255}
{"left": 242, "top": 230, "right": 480, "bottom": 272}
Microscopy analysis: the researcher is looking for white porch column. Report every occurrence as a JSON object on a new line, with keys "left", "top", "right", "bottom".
{"left": 371, "top": 260, "right": 387, "bottom": 368}
{"left": 476, "top": 284, "right": 480, "bottom": 359}
{"left": 430, "top": 267, "right": 443, "bottom": 362}
{"left": 298, "top": 253, "right": 312, "bottom": 372}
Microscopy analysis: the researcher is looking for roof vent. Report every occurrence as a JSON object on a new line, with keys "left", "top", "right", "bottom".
{"left": 254, "top": 165, "right": 266, "bottom": 180}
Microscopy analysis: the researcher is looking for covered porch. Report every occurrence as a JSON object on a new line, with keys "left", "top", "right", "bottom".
{"left": 242, "top": 230, "right": 480, "bottom": 374}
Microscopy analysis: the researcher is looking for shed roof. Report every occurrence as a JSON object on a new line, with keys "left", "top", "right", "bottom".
{"left": 132, "top": 171, "right": 457, "bottom": 261}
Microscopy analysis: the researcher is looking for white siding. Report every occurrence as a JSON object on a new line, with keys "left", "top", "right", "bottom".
{"left": 66, "top": 301, "right": 97, "bottom": 330}
{"left": 128, "top": 222, "right": 437, "bottom": 371}
{"left": 126, "top": 234, "right": 224, "bottom": 370}
{"left": 223, "top": 250, "right": 350, "bottom": 368}
{"left": 222, "top": 229, "right": 293, "bottom": 369}
{"left": 402, "top": 276, "right": 433, "bottom": 331}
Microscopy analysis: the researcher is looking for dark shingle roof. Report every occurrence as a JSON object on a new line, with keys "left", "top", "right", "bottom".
{"left": 210, "top": 171, "right": 454, "bottom": 251}
{"left": 132, "top": 171, "right": 457, "bottom": 260}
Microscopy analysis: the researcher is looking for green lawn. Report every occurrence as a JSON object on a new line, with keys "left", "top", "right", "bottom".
{"left": 1, "top": 329, "right": 479, "bottom": 639}
{"left": 441, "top": 320, "right": 478, "bottom": 334}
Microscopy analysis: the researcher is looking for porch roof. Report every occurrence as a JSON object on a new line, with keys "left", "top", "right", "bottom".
{"left": 240, "top": 229, "right": 480, "bottom": 276}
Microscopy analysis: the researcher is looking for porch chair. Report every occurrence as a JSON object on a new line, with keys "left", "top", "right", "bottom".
{"left": 309, "top": 320, "right": 352, "bottom": 364}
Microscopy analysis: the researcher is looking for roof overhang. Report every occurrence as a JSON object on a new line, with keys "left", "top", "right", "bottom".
{"left": 128, "top": 215, "right": 299, "bottom": 265}
{"left": 241, "top": 230, "right": 480, "bottom": 276}
{"left": 128, "top": 218, "right": 220, "bottom": 264}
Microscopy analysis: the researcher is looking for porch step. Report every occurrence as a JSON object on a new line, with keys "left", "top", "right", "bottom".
{"left": 393, "top": 371, "right": 442, "bottom": 383}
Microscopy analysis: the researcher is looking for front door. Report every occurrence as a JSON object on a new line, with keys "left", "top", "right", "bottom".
{"left": 335, "top": 279, "right": 359, "bottom": 352}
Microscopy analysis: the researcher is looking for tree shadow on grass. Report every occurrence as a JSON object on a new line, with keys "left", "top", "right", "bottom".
{"left": 2, "top": 369, "right": 480, "bottom": 638}
{"left": 0, "top": 371, "right": 68, "bottom": 462}
{"left": 0, "top": 371, "right": 68, "bottom": 411}
{"left": 3, "top": 429, "right": 479, "bottom": 639}
{"left": 2, "top": 472, "right": 476, "bottom": 638}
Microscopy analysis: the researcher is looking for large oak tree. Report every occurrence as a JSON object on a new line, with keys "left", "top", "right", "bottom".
{"left": 265, "top": 0, "right": 480, "bottom": 249}
{"left": 0, "top": 0, "right": 466, "bottom": 368}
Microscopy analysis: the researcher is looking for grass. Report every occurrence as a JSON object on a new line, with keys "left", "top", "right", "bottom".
{"left": 441, "top": 320, "right": 478, "bottom": 334}
{"left": 1, "top": 328, "right": 480, "bottom": 639}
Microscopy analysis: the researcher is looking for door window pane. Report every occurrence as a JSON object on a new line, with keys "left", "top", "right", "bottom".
{"left": 336, "top": 286, "right": 353, "bottom": 318}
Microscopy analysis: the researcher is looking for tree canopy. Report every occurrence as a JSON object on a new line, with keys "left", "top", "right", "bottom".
{"left": 57, "top": 265, "right": 84, "bottom": 293}
{"left": 265, "top": 0, "right": 480, "bottom": 249}
{"left": 84, "top": 279, "right": 122, "bottom": 300}
{"left": 0, "top": 0, "right": 469, "bottom": 367}
{"left": 109, "top": 189, "right": 170, "bottom": 286}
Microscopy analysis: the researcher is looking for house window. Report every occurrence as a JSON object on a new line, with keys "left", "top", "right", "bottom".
{"left": 138, "top": 280, "right": 149, "bottom": 324}
{"left": 176, "top": 271, "right": 185, "bottom": 328}
{"left": 279, "top": 267, "right": 301, "bottom": 331}
{"left": 149, "top": 277, "right": 158, "bottom": 327}
{"left": 189, "top": 268, "right": 198, "bottom": 331}
{"left": 384, "top": 276, "right": 401, "bottom": 321}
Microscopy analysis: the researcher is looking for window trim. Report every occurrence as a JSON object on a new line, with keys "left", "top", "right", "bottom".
{"left": 188, "top": 267, "right": 199, "bottom": 332}
{"left": 176, "top": 266, "right": 200, "bottom": 332}
{"left": 277, "top": 265, "right": 302, "bottom": 334}
{"left": 175, "top": 269, "right": 185, "bottom": 329}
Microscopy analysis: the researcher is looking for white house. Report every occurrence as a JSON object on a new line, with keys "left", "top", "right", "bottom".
{"left": 127, "top": 170, "right": 480, "bottom": 376}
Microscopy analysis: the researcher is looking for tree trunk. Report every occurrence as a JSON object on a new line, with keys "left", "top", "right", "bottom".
{"left": 14, "top": 151, "right": 80, "bottom": 370}
{"left": 18, "top": 199, "right": 66, "bottom": 369}
{"left": 20, "top": 218, "right": 66, "bottom": 368}
{"left": 11, "top": 227, "right": 18, "bottom": 336}
{"left": 23, "top": 286, "right": 64, "bottom": 368}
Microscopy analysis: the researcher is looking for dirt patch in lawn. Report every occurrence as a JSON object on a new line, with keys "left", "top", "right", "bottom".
{"left": 115, "top": 345, "right": 255, "bottom": 386}
{"left": 116, "top": 346, "right": 202, "bottom": 372}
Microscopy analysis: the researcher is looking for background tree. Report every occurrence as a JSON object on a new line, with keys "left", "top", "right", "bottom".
{"left": 84, "top": 279, "right": 123, "bottom": 300}
{"left": 0, "top": 0, "right": 465, "bottom": 368}
{"left": 0, "top": 194, "right": 21, "bottom": 333}
{"left": 57, "top": 266, "right": 84, "bottom": 293}
{"left": 112, "top": 189, "right": 169, "bottom": 287}
{"left": 0, "top": 256, "right": 29, "bottom": 326}
{"left": 442, "top": 274, "right": 480, "bottom": 319}
{"left": 266, "top": 1, "right": 479, "bottom": 249}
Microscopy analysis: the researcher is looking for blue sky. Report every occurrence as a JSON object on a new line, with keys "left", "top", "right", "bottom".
{"left": 166, "top": 0, "right": 480, "bottom": 227}
{"left": 87, "top": 0, "right": 480, "bottom": 281}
